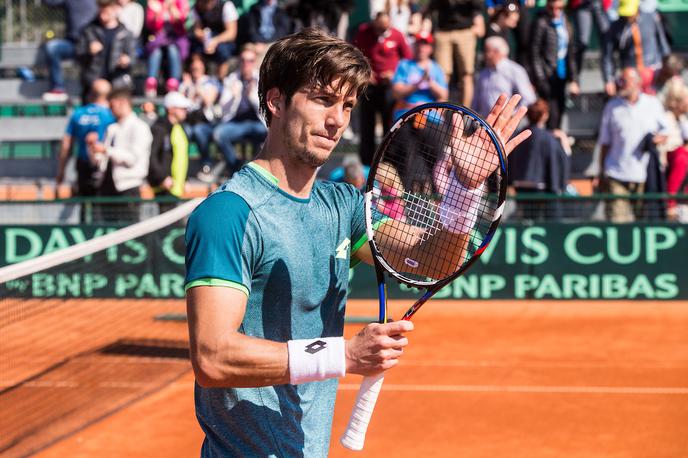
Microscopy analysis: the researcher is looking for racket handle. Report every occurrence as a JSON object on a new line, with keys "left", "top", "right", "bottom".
{"left": 340, "top": 373, "right": 385, "bottom": 451}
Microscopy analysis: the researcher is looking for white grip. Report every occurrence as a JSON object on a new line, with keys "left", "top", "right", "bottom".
{"left": 340, "top": 373, "right": 385, "bottom": 451}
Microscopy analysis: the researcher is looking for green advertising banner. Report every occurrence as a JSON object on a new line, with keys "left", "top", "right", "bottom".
{"left": 1, "top": 223, "right": 686, "bottom": 300}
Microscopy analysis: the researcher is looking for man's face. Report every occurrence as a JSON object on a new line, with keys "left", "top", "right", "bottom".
{"left": 546, "top": 0, "right": 564, "bottom": 18}
{"left": 99, "top": 4, "right": 118, "bottom": 24}
{"left": 484, "top": 44, "right": 501, "bottom": 67}
{"left": 239, "top": 50, "right": 257, "bottom": 80}
{"left": 110, "top": 97, "right": 130, "bottom": 119}
{"left": 373, "top": 14, "right": 390, "bottom": 34}
{"left": 190, "top": 59, "right": 206, "bottom": 80}
{"left": 170, "top": 106, "right": 188, "bottom": 122}
{"left": 277, "top": 81, "right": 357, "bottom": 168}
{"left": 617, "top": 69, "right": 640, "bottom": 99}
{"left": 415, "top": 41, "right": 433, "bottom": 61}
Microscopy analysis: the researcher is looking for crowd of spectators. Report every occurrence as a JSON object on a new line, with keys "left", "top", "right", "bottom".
{"left": 35, "top": 0, "right": 688, "bottom": 220}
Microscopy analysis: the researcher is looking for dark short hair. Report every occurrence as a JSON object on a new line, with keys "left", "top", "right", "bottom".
{"left": 258, "top": 27, "right": 372, "bottom": 126}
{"left": 108, "top": 87, "right": 133, "bottom": 102}
{"left": 527, "top": 98, "right": 549, "bottom": 124}
{"left": 97, "top": 0, "right": 117, "bottom": 7}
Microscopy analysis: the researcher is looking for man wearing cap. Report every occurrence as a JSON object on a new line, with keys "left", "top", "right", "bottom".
{"left": 353, "top": 11, "right": 412, "bottom": 165}
{"left": 148, "top": 91, "right": 192, "bottom": 212}
{"left": 89, "top": 87, "right": 153, "bottom": 221}
{"left": 601, "top": 0, "right": 670, "bottom": 96}
{"left": 391, "top": 31, "right": 448, "bottom": 120}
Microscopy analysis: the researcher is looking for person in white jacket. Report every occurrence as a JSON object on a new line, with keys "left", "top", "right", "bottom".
{"left": 212, "top": 44, "right": 267, "bottom": 176}
{"left": 90, "top": 87, "right": 153, "bottom": 221}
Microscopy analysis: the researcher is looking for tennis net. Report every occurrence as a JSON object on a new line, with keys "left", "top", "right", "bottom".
{"left": 0, "top": 198, "right": 201, "bottom": 457}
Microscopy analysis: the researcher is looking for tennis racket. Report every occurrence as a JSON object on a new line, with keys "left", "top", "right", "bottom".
{"left": 340, "top": 101, "right": 512, "bottom": 451}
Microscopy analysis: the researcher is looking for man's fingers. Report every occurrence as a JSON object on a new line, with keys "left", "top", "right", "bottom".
{"left": 485, "top": 94, "right": 508, "bottom": 127}
{"left": 493, "top": 94, "right": 521, "bottom": 133}
{"left": 501, "top": 105, "right": 528, "bottom": 144}
{"left": 505, "top": 128, "right": 532, "bottom": 156}
{"left": 378, "top": 319, "right": 414, "bottom": 335}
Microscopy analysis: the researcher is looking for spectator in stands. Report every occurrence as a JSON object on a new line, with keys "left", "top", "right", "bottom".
{"left": 472, "top": 36, "right": 535, "bottom": 118}
{"left": 654, "top": 54, "right": 684, "bottom": 103}
{"left": 662, "top": 80, "right": 688, "bottom": 220}
{"left": 77, "top": 0, "right": 137, "bottom": 101}
{"left": 212, "top": 44, "right": 266, "bottom": 178}
{"left": 191, "top": 0, "right": 239, "bottom": 78}
{"left": 486, "top": 0, "right": 533, "bottom": 66}
{"left": 179, "top": 55, "right": 221, "bottom": 182}
{"left": 568, "top": 0, "right": 610, "bottom": 80}
{"left": 293, "top": 0, "right": 354, "bottom": 38}
{"left": 144, "top": 0, "right": 191, "bottom": 97}
{"left": 601, "top": 0, "right": 670, "bottom": 96}
{"left": 148, "top": 92, "right": 192, "bottom": 212}
{"left": 117, "top": 0, "right": 144, "bottom": 39}
{"left": 424, "top": 0, "right": 484, "bottom": 107}
{"left": 596, "top": 67, "right": 669, "bottom": 223}
{"left": 238, "top": 0, "right": 293, "bottom": 62}
{"left": 530, "top": 0, "right": 580, "bottom": 129}
{"left": 509, "top": 98, "right": 571, "bottom": 220}
{"left": 55, "top": 79, "right": 115, "bottom": 200}
{"left": 486, "top": 1, "right": 520, "bottom": 51}
{"left": 391, "top": 31, "right": 448, "bottom": 120}
{"left": 328, "top": 153, "right": 370, "bottom": 190}
{"left": 353, "top": 11, "right": 412, "bottom": 165}
{"left": 41, "top": 0, "right": 98, "bottom": 101}
{"left": 89, "top": 88, "right": 152, "bottom": 221}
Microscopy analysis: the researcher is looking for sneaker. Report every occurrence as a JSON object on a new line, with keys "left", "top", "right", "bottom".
{"left": 196, "top": 164, "right": 215, "bottom": 183}
{"left": 144, "top": 77, "right": 158, "bottom": 98}
{"left": 165, "top": 78, "right": 179, "bottom": 92}
{"left": 42, "top": 89, "right": 68, "bottom": 102}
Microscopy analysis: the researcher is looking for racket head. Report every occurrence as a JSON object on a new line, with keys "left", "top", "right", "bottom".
{"left": 364, "top": 102, "right": 508, "bottom": 288}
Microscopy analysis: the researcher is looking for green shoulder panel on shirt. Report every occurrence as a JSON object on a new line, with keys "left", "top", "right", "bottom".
{"left": 185, "top": 278, "right": 250, "bottom": 297}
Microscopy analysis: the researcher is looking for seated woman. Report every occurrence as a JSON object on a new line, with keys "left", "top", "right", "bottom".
{"left": 144, "top": 0, "right": 190, "bottom": 97}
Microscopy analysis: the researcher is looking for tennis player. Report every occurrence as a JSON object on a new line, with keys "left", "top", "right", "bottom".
{"left": 185, "top": 28, "right": 529, "bottom": 457}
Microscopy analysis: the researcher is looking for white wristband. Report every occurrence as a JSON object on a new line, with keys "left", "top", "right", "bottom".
{"left": 287, "top": 337, "right": 346, "bottom": 385}
{"left": 438, "top": 178, "right": 485, "bottom": 234}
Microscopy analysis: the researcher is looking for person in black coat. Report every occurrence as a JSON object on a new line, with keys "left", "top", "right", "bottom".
{"left": 529, "top": 0, "right": 579, "bottom": 129}
{"left": 509, "top": 98, "right": 571, "bottom": 220}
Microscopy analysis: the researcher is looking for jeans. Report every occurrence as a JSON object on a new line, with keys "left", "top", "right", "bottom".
{"left": 189, "top": 122, "right": 215, "bottom": 166}
{"left": 148, "top": 44, "right": 182, "bottom": 81}
{"left": 359, "top": 83, "right": 393, "bottom": 166}
{"left": 213, "top": 120, "right": 267, "bottom": 173}
{"left": 45, "top": 38, "right": 75, "bottom": 90}
{"left": 572, "top": 0, "right": 610, "bottom": 77}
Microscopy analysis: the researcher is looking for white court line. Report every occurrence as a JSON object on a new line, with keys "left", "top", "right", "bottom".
{"left": 338, "top": 384, "right": 688, "bottom": 395}
{"left": 401, "top": 360, "right": 688, "bottom": 370}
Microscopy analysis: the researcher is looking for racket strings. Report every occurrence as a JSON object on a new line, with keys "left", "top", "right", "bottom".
{"left": 371, "top": 107, "right": 503, "bottom": 282}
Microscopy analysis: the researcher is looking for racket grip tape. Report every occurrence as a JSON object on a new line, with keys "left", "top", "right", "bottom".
{"left": 340, "top": 373, "right": 385, "bottom": 451}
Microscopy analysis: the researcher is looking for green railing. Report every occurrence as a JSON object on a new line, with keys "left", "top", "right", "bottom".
{"left": 2, "top": 194, "right": 687, "bottom": 225}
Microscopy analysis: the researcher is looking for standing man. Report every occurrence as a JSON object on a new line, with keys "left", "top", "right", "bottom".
{"left": 601, "top": 0, "right": 670, "bottom": 96}
{"left": 184, "top": 28, "right": 530, "bottom": 456}
{"left": 473, "top": 36, "right": 536, "bottom": 118}
{"left": 424, "top": 0, "right": 484, "bottom": 107}
{"left": 596, "top": 67, "right": 669, "bottom": 222}
{"left": 55, "top": 79, "right": 115, "bottom": 202}
{"left": 148, "top": 92, "right": 192, "bottom": 213}
{"left": 76, "top": 0, "right": 137, "bottom": 100}
{"left": 353, "top": 11, "right": 412, "bottom": 165}
{"left": 530, "top": 0, "right": 580, "bottom": 129}
{"left": 90, "top": 88, "right": 152, "bottom": 221}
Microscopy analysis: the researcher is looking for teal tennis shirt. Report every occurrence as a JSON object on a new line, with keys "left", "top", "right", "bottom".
{"left": 185, "top": 162, "right": 368, "bottom": 457}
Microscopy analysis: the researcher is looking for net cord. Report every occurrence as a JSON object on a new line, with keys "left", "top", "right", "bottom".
{"left": 0, "top": 198, "right": 203, "bottom": 285}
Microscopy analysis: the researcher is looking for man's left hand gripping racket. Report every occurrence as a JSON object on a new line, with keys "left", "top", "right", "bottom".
{"left": 340, "top": 95, "right": 530, "bottom": 451}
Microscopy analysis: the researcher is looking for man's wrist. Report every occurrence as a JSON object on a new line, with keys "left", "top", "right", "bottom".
{"left": 287, "top": 337, "right": 346, "bottom": 385}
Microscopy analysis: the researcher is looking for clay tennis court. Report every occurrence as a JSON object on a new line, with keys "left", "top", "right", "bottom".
{"left": 3, "top": 298, "right": 688, "bottom": 457}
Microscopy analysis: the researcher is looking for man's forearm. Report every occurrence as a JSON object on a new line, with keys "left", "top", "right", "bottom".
{"left": 191, "top": 331, "right": 290, "bottom": 388}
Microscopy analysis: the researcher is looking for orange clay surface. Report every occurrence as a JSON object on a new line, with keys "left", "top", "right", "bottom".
{"left": 7, "top": 299, "right": 688, "bottom": 458}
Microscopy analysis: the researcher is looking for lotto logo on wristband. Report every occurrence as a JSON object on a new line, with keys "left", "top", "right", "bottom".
{"left": 304, "top": 340, "right": 327, "bottom": 354}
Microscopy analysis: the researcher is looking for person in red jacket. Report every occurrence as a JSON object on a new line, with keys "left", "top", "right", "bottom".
{"left": 353, "top": 11, "right": 412, "bottom": 165}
